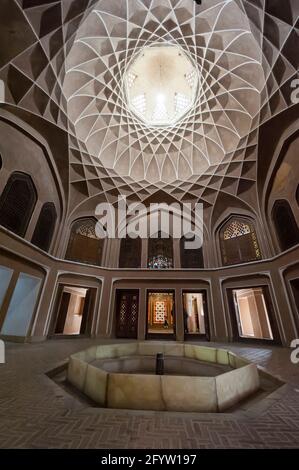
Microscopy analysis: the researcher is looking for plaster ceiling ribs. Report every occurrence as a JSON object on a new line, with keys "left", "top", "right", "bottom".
{"left": 0, "top": 0, "right": 297, "bottom": 217}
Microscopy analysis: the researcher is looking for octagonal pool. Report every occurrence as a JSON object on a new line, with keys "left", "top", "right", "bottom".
{"left": 67, "top": 342, "right": 262, "bottom": 413}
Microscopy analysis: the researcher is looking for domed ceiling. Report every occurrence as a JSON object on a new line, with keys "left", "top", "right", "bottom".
{"left": 0, "top": 0, "right": 298, "bottom": 218}
{"left": 63, "top": 0, "right": 265, "bottom": 185}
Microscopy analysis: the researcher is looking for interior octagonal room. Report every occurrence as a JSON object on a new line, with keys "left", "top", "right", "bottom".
{"left": 0, "top": 0, "right": 299, "bottom": 453}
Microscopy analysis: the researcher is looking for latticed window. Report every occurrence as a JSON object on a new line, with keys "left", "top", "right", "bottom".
{"left": 74, "top": 218, "right": 97, "bottom": 238}
{"left": 223, "top": 220, "right": 251, "bottom": 239}
{"left": 65, "top": 218, "right": 103, "bottom": 266}
{"left": 220, "top": 219, "right": 261, "bottom": 266}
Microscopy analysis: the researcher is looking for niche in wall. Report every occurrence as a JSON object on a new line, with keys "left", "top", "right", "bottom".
{"left": 65, "top": 218, "right": 104, "bottom": 266}
{"left": 119, "top": 236, "right": 141, "bottom": 268}
{"left": 0, "top": 172, "right": 37, "bottom": 237}
{"left": 272, "top": 199, "right": 299, "bottom": 251}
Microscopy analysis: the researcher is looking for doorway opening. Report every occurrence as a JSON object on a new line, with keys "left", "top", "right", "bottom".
{"left": 182, "top": 291, "right": 209, "bottom": 340}
{"left": 231, "top": 287, "right": 274, "bottom": 341}
{"left": 147, "top": 291, "right": 175, "bottom": 339}
{"left": 53, "top": 285, "right": 93, "bottom": 336}
{"left": 115, "top": 289, "right": 139, "bottom": 339}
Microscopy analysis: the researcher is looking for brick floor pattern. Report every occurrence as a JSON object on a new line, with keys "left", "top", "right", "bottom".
{"left": 0, "top": 339, "right": 299, "bottom": 449}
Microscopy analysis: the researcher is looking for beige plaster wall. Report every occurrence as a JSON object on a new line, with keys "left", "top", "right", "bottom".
{"left": 0, "top": 120, "right": 63, "bottom": 253}
{"left": 268, "top": 135, "right": 299, "bottom": 253}
{"left": 0, "top": 227, "right": 298, "bottom": 346}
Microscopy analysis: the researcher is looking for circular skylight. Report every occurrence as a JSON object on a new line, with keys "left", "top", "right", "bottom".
{"left": 124, "top": 45, "right": 199, "bottom": 127}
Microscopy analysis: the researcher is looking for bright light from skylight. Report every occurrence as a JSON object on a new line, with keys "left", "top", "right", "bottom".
{"left": 124, "top": 45, "right": 199, "bottom": 127}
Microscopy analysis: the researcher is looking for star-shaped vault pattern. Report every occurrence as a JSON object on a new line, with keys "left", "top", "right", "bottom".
{"left": 0, "top": 0, "right": 298, "bottom": 220}
{"left": 64, "top": 0, "right": 265, "bottom": 185}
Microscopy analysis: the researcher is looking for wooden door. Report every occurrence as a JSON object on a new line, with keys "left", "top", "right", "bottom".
{"left": 116, "top": 290, "right": 139, "bottom": 338}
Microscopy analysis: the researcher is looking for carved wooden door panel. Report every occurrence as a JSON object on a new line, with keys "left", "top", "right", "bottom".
{"left": 116, "top": 290, "right": 139, "bottom": 338}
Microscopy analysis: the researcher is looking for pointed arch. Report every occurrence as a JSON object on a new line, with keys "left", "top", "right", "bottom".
{"left": 272, "top": 200, "right": 299, "bottom": 251}
{"left": 219, "top": 217, "right": 262, "bottom": 266}
{"left": 0, "top": 171, "right": 37, "bottom": 237}
{"left": 65, "top": 217, "right": 104, "bottom": 266}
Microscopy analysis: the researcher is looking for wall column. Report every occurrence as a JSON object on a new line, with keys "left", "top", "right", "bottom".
{"left": 269, "top": 269, "right": 297, "bottom": 346}
{"left": 175, "top": 287, "right": 184, "bottom": 341}
{"left": 31, "top": 268, "right": 58, "bottom": 340}
{"left": 96, "top": 274, "right": 113, "bottom": 338}
{"left": 173, "top": 238, "right": 180, "bottom": 268}
{"left": 210, "top": 276, "right": 229, "bottom": 342}
{"left": 25, "top": 201, "right": 43, "bottom": 241}
{"left": 137, "top": 288, "right": 146, "bottom": 340}
{"left": 141, "top": 238, "right": 148, "bottom": 268}
{"left": 102, "top": 239, "right": 121, "bottom": 267}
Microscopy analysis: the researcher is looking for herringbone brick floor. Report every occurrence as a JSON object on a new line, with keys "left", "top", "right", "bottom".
{"left": 0, "top": 339, "right": 298, "bottom": 448}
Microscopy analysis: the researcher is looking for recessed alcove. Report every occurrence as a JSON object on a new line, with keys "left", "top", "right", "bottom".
{"left": 0, "top": 0, "right": 298, "bottom": 451}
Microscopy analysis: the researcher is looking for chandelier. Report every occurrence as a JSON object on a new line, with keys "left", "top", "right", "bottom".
{"left": 148, "top": 255, "right": 173, "bottom": 269}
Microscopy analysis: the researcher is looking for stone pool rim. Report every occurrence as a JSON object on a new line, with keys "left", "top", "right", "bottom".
{"left": 67, "top": 342, "right": 261, "bottom": 413}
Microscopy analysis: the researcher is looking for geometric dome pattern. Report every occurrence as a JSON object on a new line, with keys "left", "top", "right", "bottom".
{"left": 0, "top": 0, "right": 298, "bottom": 215}
{"left": 63, "top": 0, "right": 264, "bottom": 184}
